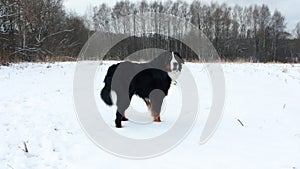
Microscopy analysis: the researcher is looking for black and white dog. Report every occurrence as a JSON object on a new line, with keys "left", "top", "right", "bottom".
{"left": 100, "top": 51, "right": 184, "bottom": 128}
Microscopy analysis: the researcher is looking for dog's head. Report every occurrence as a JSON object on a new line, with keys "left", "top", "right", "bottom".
{"left": 151, "top": 51, "right": 184, "bottom": 84}
{"left": 169, "top": 51, "right": 184, "bottom": 72}
{"left": 153, "top": 51, "right": 184, "bottom": 73}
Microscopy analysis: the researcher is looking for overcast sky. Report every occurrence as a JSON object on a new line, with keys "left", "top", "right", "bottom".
{"left": 64, "top": 0, "right": 299, "bottom": 32}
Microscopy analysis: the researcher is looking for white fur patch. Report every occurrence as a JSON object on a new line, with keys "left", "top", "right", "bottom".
{"left": 110, "top": 90, "right": 117, "bottom": 105}
{"left": 170, "top": 52, "right": 177, "bottom": 71}
{"left": 168, "top": 71, "right": 180, "bottom": 85}
{"left": 168, "top": 51, "right": 181, "bottom": 85}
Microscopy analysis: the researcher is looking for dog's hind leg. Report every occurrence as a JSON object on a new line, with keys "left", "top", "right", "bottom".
{"left": 115, "top": 111, "right": 123, "bottom": 128}
{"left": 115, "top": 108, "right": 129, "bottom": 128}
{"left": 115, "top": 109, "right": 129, "bottom": 128}
{"left": 115, "top": 92, "right": 131, "bottom": 128}
{"left": 121, "top": 116, "right": 128, "bottom": 121}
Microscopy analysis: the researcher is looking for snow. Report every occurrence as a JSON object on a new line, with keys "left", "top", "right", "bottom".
{"left": 0, "top": 62, "right": 300, "bottom": 169}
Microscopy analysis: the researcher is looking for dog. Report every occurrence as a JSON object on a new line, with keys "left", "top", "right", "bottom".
{"left": 100, "top": 51, "right": 184, "bottom": 128}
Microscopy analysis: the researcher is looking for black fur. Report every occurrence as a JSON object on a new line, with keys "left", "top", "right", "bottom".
{"left": 101, "top": 64, "right": 118, "bottom": 105}
{"left": 100, "top": 51, "right": 184, "bottom": 128}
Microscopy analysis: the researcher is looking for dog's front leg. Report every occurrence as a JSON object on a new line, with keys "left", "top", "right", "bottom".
{"left": 149, "top": 90, "right": 165, "bottom": 122}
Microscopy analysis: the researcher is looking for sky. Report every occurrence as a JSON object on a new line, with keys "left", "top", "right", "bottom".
{"left": 64, "top": 0, "right": 300, "bottom": 32}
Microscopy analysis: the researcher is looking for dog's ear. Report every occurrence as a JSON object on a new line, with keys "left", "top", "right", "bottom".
{"left": 151, "top": 51, "right": 171, "bottom": 71}
{"left": 173, "top": 51, "right": 184, "bottom": 64}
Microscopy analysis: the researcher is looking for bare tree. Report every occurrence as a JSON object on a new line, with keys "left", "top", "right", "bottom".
{"left": 270, "top": 10, "right": 286, "bottom": 60}
{"left": 295, "top": 21, "right": 300, "bottom": 39}
{"left": 258, "top": 4, "right": 271, "bottom": 61}
{"left": 92, "top": 3, "right": 111, "bottom": 32}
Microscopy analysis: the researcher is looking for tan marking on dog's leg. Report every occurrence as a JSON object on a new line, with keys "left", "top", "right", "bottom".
{"left": 144, "top": 99, "right": 152, "bottom": 110}
{"left": 153, "top": 116, "right": 161, "bottom": 122}
{"left": 145, "top": 98, "right": 162, "bottom": 122}
{"left": 151, "top": 108, "right": 161, "bottom": 122}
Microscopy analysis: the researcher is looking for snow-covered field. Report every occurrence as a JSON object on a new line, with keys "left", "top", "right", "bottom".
{"left": 1, "top": 61, "right": 300, "bottom": 169}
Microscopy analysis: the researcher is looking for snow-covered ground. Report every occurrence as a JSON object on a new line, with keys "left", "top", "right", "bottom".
{"left": 0, "top": 62, "right": 300, "bottom": 169}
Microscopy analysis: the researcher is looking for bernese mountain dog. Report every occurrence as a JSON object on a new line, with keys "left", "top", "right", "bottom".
{"left": 100, "top": 51, "right": 184, "bottom": 128}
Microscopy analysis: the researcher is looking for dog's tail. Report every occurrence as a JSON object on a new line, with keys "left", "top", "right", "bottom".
{"left": 100, "top": 64, "right": 118, "bottom": 106}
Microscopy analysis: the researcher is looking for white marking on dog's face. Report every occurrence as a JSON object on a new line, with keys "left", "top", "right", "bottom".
{"left": 168, "top": 52, "right": 182, "bottom": 84}
{"left": 170, "top": 52, "right": 179, "bottom": 72}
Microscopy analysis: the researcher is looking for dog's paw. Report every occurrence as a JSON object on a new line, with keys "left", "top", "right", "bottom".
{"left": 115, "top": 119, "right": 122, "bottom": 128}
{"left": 153, "top": 117, "right": 161, "bottom": 122}
{"left": 121, "top": 116, "right": 128, "bottom": 121}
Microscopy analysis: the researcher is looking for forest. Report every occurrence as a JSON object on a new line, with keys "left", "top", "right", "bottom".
{"left": 1, "top": 0, "right": 300, "bottom": 64}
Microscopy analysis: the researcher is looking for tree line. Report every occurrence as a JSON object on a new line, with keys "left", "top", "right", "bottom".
{"left": 1, "top": 0, "right": 300, "bottom": 64}
{"left": 90, "top": 0, "right": 300, "bottom": 62}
